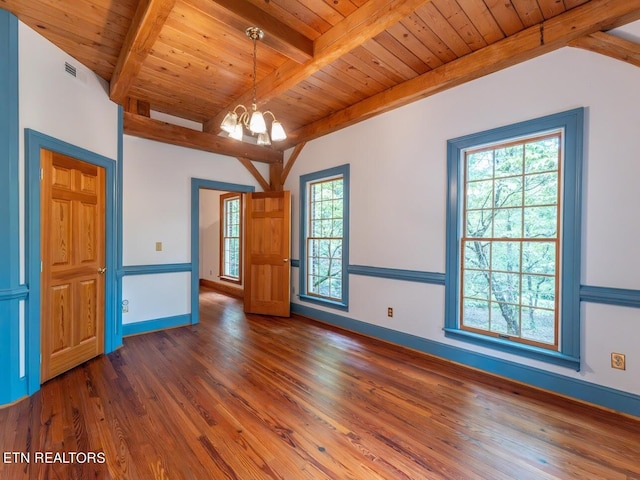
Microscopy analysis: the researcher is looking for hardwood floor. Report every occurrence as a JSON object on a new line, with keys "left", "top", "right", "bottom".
{"left": 2, "top": 288, "right": 639, "bottom": 479}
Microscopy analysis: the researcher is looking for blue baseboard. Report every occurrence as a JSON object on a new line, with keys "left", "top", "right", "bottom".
{"left": 291, "top": 303, "right": 640, "bottom": 418}
{"left": 122, "top": 314, "right": 191, "bottom": 337}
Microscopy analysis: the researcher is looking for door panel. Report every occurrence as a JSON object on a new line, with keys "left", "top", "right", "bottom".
{"left": 244, "top": 191, "right": 291, "bottom": 316}
{"left": 41, "top": 149, "right": 105, "bottom": 383}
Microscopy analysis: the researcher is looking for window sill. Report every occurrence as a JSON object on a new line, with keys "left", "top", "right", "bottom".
{"left": 443, "top": 328, "right": 580, "bottom": 371}
{"left": 219, "top": 276, "right": 241, "bottom": 285}
{"left": 298, "top": 294, "right": 348, "bottom": 312}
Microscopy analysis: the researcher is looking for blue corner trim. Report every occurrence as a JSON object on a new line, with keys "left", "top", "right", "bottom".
{"left": 348, "top": 265, "right": 446, "bottom": 285}
{"left": 191, "top": 178, "right": 255, "bottom": 325}
{"left": 25, "top": 129, "right": 118, "bottom": 395}
{"left": 122, "top": 314, "right": 191, "bottom": 337}
{"left": 120, "top": 263, "right": 192, "bottom": 277}
{"left": 291, "top": 303, "right": 640, "bottom": 418}
{"left": 580, "top": 285, "right": 640, "bottom": 309}
{"left": 115, "top": 105, "right": 124, "bottom": 348}
{"left": 0, "top": 10, "right": 19, "bottom": 288}
{"left": 0, "top": 285, "right": 29, "bottom": 301}
{"left": 0, "top": 10, "right": 22, "bottom": 406}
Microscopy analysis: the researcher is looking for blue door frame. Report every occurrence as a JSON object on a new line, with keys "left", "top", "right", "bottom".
{"left": 25, "top": 129, "right": 119, "bottom": 395}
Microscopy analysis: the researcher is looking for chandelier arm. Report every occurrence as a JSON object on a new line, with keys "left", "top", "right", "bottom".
{"left": 232, "top": 104, "right": 248, "bottom": 115}
{"left": 237, "top": 110, "right": 251, "bottom": 128}
{"left": 221, "top": 27, "right": 286, "bottom": 144}
{"left": 262, "top": 111, "right": 276, "bottom": 121}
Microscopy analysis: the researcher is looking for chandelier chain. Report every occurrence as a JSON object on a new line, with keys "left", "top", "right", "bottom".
{"left": 219, "top": 26, "right": 286, "bottom": 144}
{"left": 252, "top": 34, "right": 258, "bottom": 105}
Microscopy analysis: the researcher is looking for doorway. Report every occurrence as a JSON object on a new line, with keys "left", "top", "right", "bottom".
{"left": 25, "top": 130, "right": 117, "bottom": 394}
{"left": 40, "top": 149, "right": 106, "bottom": 382}
{"left": 190, "top": 178, "right": 254, "bottom": 324}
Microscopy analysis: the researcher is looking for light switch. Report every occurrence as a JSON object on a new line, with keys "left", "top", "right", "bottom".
{"left": 155, "top": 241, "right": 162, "bottom": 251}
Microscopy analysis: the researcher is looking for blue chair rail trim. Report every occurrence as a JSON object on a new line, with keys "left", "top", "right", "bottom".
{"left": 120, "top": 263, "right": 192, "bottom": 277}
{"left": 0, "top": 285, "right": 29, "bottom": 301}
{"left": 291, "top": 303, "right": 640, "bottom": 418}
{"left": 580, "top": 285, "right": 640, "bottom": 309}
{"left": 122, "top": 314, "right": 191, "bottom": 337}
{"left": 348, "top": 265, "right": 446, "bottom": 285}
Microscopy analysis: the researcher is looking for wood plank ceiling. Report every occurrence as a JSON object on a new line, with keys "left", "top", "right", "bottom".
{"left": 4, "top": 0, "right": 640, "bottom": 167}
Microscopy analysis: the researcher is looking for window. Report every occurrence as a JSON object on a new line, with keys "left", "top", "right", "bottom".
{"left": 300, "top": 165, "right": 349, "bottom": 310}
{"left": 462, "top": 133, "right": 561, "bottom": 348}
{"left": 445, "top": 109, "right": 583, "bottom": 369}
{"left": 220, "top": 193, "right": 242, "bottom": 283}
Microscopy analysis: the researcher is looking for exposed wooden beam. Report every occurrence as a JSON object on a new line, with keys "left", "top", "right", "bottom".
{"left": 281, "top": 142, "right": 306, "bottom": 185}
{"left": 269, "top": 162, "right": 284, "bottom": 191}
{"left": 204, "top": 0, "right": 435, "bottom": 133}
{"left": 125, "top": 98, "right": 151, "bottom": 117}
{"left": 189, "top": 0, "right": 313, "bottom": 64}
{"left": 236, "top": 157, "right": 271, "bottom": 191}
{"left": 123, "top": 112, "right": 283, "bottom": 164}
{"left": 570, "top": 31, "right": 640, "bottom": 68}
{"left": 281, "top": 0, "right": 640, "bottom": 148}
{"left": 110, "top": 0, "right": 176, "bottom": 104}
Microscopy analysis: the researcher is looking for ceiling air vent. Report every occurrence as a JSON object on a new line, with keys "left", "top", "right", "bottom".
{"left": 64, "top": 61, "right": 77, "bottom": 78}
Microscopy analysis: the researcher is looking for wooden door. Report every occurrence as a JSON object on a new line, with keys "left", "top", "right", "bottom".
{"left": 40, "top": 149, "right": 105, "bottom": 383}
{"left": 244, "top": 191, "right": 291, "bottom": 316}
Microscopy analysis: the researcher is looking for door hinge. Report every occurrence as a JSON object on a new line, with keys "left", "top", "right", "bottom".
{"left": 40, "top": 168, "right": 43, "bottom": 181}
{"left": 40, "top": 261, "right": 43, "bottom": 273}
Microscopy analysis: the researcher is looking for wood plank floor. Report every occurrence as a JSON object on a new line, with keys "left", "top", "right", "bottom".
{"left": 2, "top": 288, "right": 640, "bottom": 479}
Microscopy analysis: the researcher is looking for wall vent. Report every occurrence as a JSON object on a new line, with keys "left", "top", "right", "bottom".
{"left": 64, "top": 62, "right": 77, "bottom": 77}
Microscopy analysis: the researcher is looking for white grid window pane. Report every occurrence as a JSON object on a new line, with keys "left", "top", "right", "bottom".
{"left": 461, "top": 133, "right": 561, "bottom": 349}
{"left": 306, "top": 178, "right": 343, "bottom": 301}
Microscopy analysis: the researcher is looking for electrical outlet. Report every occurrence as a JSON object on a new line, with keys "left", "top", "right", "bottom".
{"left": 122, "top": 300, "right": 129, "bottom": 314}
{"left": 155, "top": 241, "right": 163, "bottom": 251}
{"left": 611, "top": 353, "right": 626, "bottom": 370}
{"left": 387, "top": 307, "right": 393, "bottom": 318}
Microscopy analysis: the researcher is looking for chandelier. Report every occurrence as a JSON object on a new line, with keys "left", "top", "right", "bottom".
{"left": 220, "top": 27, "right": 287, "bottom": 146}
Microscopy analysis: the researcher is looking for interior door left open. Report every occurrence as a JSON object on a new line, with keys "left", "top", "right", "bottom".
{"left": 244, "top": 191, "right": 291, "bottom": 316}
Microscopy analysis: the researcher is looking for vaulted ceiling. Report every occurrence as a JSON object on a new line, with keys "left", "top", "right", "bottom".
{"left": 4, "top": 0, "right": 640, "bottom": 167}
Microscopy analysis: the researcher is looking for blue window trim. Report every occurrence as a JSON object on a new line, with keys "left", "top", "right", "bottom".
{"left": 444, "top": 108, "right": 584, "bottom": 370}
{"left": 299, "top": 164, "right": 350, "bottom": 311}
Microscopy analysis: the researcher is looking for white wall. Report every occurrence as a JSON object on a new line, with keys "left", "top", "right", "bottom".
{"left": 200, "top": 189, "right": 223, "bottom": 282}
{"left": 122, "top": 136, "right": 265, "bottom": 323}
{"left": 284, "top": 35, "right": 640, "bottom": 396}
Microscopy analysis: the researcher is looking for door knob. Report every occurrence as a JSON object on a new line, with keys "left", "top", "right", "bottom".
{"left": 283, "top": 258, "right": 289, "bottom": 262}
{"left": 98, "top": 267, "right": 106, "bottom": 274}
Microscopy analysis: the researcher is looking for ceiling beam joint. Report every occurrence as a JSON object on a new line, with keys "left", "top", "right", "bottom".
{"left": 110, "top": 0, "right": 176, "bottom": 104}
